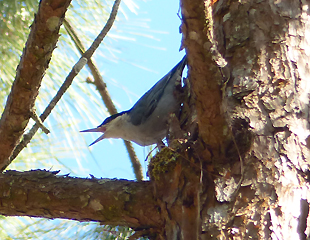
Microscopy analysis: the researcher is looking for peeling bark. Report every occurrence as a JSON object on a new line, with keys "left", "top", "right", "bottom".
{"left": 200, "top": 0, "right": 310, "bottom": 239}
{"left": 0, "top": 0, "right": 72, "bottom": 169}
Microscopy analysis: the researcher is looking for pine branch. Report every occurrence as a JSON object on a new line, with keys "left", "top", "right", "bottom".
{"left": 0, "top": 170, "right": 160, "bottom": 227}
{"left": 0, "top": 0, "right": 72, "bottom": 170}
{"left": 4, "top": 0, "right": 122, "bottom": 171}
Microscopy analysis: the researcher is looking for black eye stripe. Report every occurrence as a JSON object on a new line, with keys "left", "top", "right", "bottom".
{"left": 98, "top": 111, "right": 128, "bottom": 127}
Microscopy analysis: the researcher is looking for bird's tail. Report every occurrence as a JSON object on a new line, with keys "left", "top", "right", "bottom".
{"left": 168, "top": 55, "right": 187, "bottom": 78}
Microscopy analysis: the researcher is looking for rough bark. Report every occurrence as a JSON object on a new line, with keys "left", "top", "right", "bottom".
{"left": 0, "top": 0, "right": 72, "bottom": 169}
{"left": 181, "top": 0, "right": 227, "bottom": 161}
{"left": 0, "top": 170, "right": 161, "bottom": 228}
{"left": 149, "top": 0, "right": 310, "bottom": 239}
{"left": 195, "top": 0, "right": 310, "bottom": 239}
{"left": 148, "top": 147, "right": 204, "bottom": 239}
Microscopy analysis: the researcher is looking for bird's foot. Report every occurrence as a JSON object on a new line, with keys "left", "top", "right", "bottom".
{"left": 156, "top": 140, "right": 166, "bottom": 151}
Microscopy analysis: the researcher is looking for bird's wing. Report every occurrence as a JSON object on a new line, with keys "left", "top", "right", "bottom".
{"left": 129, "top": 55, "right": 187, "bottom": 126}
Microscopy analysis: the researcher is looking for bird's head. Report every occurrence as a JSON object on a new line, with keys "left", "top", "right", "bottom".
{"left": 80, "top": 111, "right": 129, "bottom": 146}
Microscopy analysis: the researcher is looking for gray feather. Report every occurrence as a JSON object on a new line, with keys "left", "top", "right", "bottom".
{"left": 129, "top": 55, "right": 187, "bottom": 126}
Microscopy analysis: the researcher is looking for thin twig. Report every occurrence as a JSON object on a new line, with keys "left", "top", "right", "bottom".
{"left": 63, "top": 18, "right": 143, "bottom": 181}
{"left": 4, "top": 0, "right": 121, "bottom": 171}
{"left": 30, "top": 109, "right": 50, "bottom": 134}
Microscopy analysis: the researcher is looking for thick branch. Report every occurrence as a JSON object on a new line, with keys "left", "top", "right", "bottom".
{"left": 0, "top": 170, "right": 161, "bottom": 228}
{"left": 181, "top": 0, "right": 226, "bottom": 160}
{"left": 4, "top": 0, "right": 122, "bottom": 170}
{"left": 0, "top": 0, "right": 72, "bottom": 169}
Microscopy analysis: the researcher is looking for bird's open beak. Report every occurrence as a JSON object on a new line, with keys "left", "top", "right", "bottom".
{"left": 80, "top": 126, "right": 106, "bottom": 133}
{"left": 80, "top": 126, "right": 107, "bottom": 146}
{"left": 89, "top": 134, "right": 106, "bottom": 146}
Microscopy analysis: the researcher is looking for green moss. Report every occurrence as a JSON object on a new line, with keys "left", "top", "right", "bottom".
{"left": 149, "top": 148, "right": 180, "bottom": 181}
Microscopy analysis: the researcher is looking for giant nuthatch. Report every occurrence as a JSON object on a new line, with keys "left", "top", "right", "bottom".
{"left": 81, "top": 55, "right": 187, "bottom": 147}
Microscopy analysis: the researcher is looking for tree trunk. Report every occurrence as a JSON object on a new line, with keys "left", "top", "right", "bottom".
{"left": 173, "top": 0, "right": 310, "bottom": 239}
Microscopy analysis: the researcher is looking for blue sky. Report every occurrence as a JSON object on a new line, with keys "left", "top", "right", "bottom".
{"left": 77, "top": 0, "right": 184, "bottom": 180}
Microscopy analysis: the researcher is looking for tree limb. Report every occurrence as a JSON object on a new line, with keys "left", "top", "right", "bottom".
{"left": 181, "top": 0, "right": 227, "bottom": 160}
{"left": 0, "top": 170, "right": 161, "bottom": 228}
{"left": 4, "top": 0, "right": 122, "bottom": 171}
{"left": 0, "top": 0, "right": 72, "bottom": 170}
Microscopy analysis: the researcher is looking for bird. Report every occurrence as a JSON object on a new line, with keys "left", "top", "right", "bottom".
{"left": 81, "top": 55, "right": 187, "bottom": 148}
